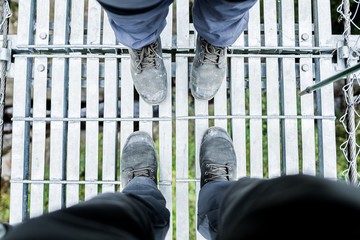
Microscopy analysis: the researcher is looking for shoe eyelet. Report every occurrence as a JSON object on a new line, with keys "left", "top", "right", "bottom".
{"left": 205, "top": 171, "right": 208, "bottom": 175}
{"left": 151, "top": 169, "right": 154, "bottom": 172}
{"left": 205, "top": 179, "right": 208, "bottom": 183}
{"left": 206, "top": 164, "right": 209, "bottom": 167}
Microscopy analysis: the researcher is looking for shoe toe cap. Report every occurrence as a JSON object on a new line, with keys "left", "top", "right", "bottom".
{"left": 190, "top": 65, "right": 225, "bottom": 100}
{"left": 124, "top": 131, "right": 155, "bottom": 149}
{"left": 190, "top": 83, "right": 218, "bottom": 100}
{"left": 142, "top": 89, "right": 167, "bottom": 105}
{"left": 133, "top": 69, "right": 167, "bottom": 105}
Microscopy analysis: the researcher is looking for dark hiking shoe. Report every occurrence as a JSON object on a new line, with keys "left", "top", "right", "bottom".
{"left": 200, "top": 127, "right": 236, "bottom": 188}
{"left": 129, "top": 37, "right": 167, "bottom": 105}
{"left": 190, "top": 35, "right": 227, "bottom": 100}
{"left": 121, "top": 131, "right": 158, "bottom": 189}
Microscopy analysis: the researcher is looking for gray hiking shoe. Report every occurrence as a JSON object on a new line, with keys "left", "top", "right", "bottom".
{"left": 120, "top": 131, "right": 158, "bottom": 189}
{"left": 190, "top": 35, "right": 227, "bottom": 100}
{"left": 200, "top": 127, "right": 236, "bottom": 188}
{"left": 129, "top": 37, "right": 167, "bottom": 105}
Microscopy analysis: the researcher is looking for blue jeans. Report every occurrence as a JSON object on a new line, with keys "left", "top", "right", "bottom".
{"left": 97, "top": 0, "right": 258, "bottom": 49}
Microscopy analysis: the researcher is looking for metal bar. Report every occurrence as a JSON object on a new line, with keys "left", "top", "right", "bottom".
{"left": 139, "top": 99, "right": 153, "bottom": 135}
{"left": 85, "top": 57, "right": 99, "bottom": 200}
{"left": 280, "top": 0, "right": 299, "bottom": 175}
{"left": 314, "top": 0, "right": 337, "bottom": 179}
{"left": 176, "top": 56, "right": 189, "bottom": 240}
{"left": 159, "top": 55, "right": 172, "bottom": 240}
{"left": 95, "top": 0, "right": 118, "bottom": 194}
{"left": 264, "top": 0, "right": 281, "bottom": 178}
{"left": 69, "top": 0, "right": 84, "bottom": 46}
{"left": 0, "top": 0, "right": 10, "bottom": 190}
{"left": 300, "top": 63, "right": 360, "bottom": 96}
{"left": 49, "top": 0, "right": 70, "bottom": 212}
{"left": 176, "top": 0, "right": 190, "bottom": 49}
{"left": 11, "top": 179, "right": 173, "bottom": 185}
{"left": 12, "top": 114, "right": 336, "bottom": 121}
{"left": 299, "top": 0, "right": 316, "bottom": 175}
{"left": 12, "top": 179, "right": 121, "bottom": 185}
{"left": 214, "top": 74, "right": 228, "bottom": 129}
{"left": 66, "top": 1, "right": 84, "bottom": 207}
{"left": 84, "top": 0, "right": 101, "bottom": 199}
{"left": 230, "top": 57, "right": 247, "bottom": 178}
{"left": 102, "top": 58, "right": 118, "bottom": 193}
{"left": 66, "top": 53, "right": 81, "bottom": 207}
{"left": 230, "top": 31, "right": 246, "bottom": 178}
{"left": 87, "top": 0, "right": 102, "bottom": 45}
{"left": 194, "top": 99, "right": 208, "bottom": 240}
{"left": 34, "top": 0, "right": 49, "bottom": 47}
{"left": 16, "top": 44, "right": 334, "bottom": 52}
{"left": 13, "top": 53, "right": 335, "bottom": 59}
{"left": 119, "top": 57, "right": 133, "bottom": 191}
{"left": 248, "top": 1, "right": 263, "bottom": 178}
{"left": 29, "top": 57, "right": 47, "bottom": 218}
{"left": 9, "top": 0, "right": 34, "bottom": 224}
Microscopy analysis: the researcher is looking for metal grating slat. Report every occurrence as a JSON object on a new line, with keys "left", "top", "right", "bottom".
{"left": 280, "top": 0, "right": 299, "bottom": 175}
{"left": 175, "top": 55, "right": 189, "bottom": 240}
{"left": 248, "top": 1, "right": 263, "bottom": 178}
{"left": 299, "top": 0, "right": 316, "bottom": 176}
{"left": 264, "top": 0, "right": 281, "bottom": 178}
{"left": 314, "top": 0, "right": 337, "bottom": 179}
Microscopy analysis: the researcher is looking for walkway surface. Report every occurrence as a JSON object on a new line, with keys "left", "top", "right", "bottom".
{"left": 9, "top": 1, "right": 338, "bottom": 239}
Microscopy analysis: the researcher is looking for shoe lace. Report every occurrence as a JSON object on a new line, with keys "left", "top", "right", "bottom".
{"left": 199, "top": 39, "right": 225, "bottom": 65}
{"left": 134, "top": 42, "right": 162, "bottom": 71}
{"left": 205, "top": 163, "right": 231, "bottom": 182}
{"left": 128, "top": 168, "right": 155, "bottom": 181}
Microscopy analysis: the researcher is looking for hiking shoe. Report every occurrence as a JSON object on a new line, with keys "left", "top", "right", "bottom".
{"left": 190, "top": 35, "right": 227, "bottom": 100}
{"left": 129, "top": 37, "right": 167, "bottom": 105}
{"left": 200, "top": 127, "right": 236, "bottom": 188}
{"left": 121, "top": 131, "right": 158, "bottom": 189}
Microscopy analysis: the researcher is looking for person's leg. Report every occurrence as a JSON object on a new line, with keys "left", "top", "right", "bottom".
{"left": 97, "top": 0, "right": 173, "bottom": 49}
{"left": 192, "top": 0, "right": 258, "bottom": 47}
{"left": 197, "top": 127, "right": 237, "bottom": 239}
{"left": 217, "top": 175, "right": 360, "bottom": 239}
{"left": 190, "top": 0, "right": 258, "bottom": 101}
{"left": 120, "top": 131, "right": 170, "bottom": 239}
{"left": 3, "top": 192, "right": 159, "bottom": 240}
{"left": 97, "top": 0, "right": 173, "bottom": 105}
{"left": 122, "top": 177, "right": 170, "bottom": 240}
{"left": 198, "top": 181, "right": 234, "bottom": 239}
